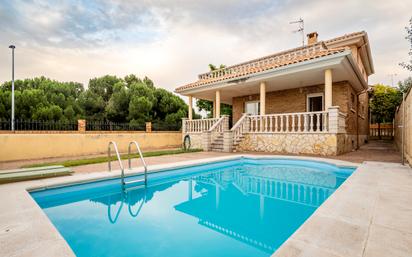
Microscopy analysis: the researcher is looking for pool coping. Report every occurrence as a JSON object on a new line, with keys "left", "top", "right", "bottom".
{"left": 1, "top": 154, "right": 410, "bottom": 257}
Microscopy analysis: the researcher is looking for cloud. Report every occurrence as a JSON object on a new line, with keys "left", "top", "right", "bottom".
{"left": 0, "top": 0, "right": 411, "bottom": 94}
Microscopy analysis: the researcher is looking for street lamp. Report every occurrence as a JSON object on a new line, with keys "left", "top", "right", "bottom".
{"left": 9, "top": 45, "right": 15, "bottom": 131}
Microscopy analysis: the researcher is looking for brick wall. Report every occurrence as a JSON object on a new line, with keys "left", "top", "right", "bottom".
{"left": 232, "top": 81, "right": 369, "bottom": 148}
{"left": 233, "top": 81, "right": 350, "bottom": 123}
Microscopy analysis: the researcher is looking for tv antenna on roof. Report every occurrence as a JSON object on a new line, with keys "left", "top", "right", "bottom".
{"left": 290, "top": 18, "right": 304, "bottom": 47}
{"left": 388, "top": 73, "right": 398, "bottom": 87}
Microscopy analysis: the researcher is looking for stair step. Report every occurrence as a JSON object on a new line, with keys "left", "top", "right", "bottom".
{"left": 0, "top": 165, "right": 65, "bottom": 175}
{"left": 0, "top": 167, "right": 72, "bottom": 183}
{"left": 124, "top": 179, "right": 145, "bottom": 186}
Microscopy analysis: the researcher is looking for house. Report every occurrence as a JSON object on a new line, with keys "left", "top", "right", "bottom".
{"left": 175, "top": 31, "right": 374, "bottom": 156}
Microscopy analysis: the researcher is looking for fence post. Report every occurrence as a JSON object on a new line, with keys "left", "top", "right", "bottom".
{"left": 146, "top": 122, "right": 152, "bottom": 133}
{"left": 181, "top": 118, "right": 187, "bottom": 133}
{"left": 78, "top": 119, "right": 86, "bottom": 133}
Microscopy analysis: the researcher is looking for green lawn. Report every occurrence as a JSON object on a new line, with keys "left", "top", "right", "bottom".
{"left": 23, "top": 148, "right": 202, "bottom": 168}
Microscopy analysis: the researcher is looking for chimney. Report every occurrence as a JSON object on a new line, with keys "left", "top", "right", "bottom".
{"left": 307, "top": 32, "right": 318, "bottom": 45}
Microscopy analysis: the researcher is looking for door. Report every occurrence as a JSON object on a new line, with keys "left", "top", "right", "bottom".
{"left": 308, "top": 96, "right": 323, "bottom": 112}
{"left": 307, "top": 94, "right": 324, "bottom": 131}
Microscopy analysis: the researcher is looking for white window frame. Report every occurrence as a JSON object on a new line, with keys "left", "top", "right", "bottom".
{"left": 244, "top": 100, "right": 260, "bottom": 115}
{"left": 306, "top": 93, "right": 324, "bottom": 112}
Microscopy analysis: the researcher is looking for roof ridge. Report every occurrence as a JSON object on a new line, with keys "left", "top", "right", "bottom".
{"left": 324, "top": 31, "right": 365, "bottom": 44}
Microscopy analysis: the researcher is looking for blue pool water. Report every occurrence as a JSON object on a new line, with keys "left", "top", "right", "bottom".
{"left": 31, "top": 158, "right": 354, "bottom": 257}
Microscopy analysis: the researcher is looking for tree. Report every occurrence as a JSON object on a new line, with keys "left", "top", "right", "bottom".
{"left": 0, "top": 74, "right": 189, "bottom": 128}
{"left": 398, "top": 77, "right": 412, "bottom": 93}
{"left": 105, "top": 82, "right": 130, "bottom": 122}
{"left": 369, "top": 84, "right": 402, "bottom": 139}
{"left": 400, "top": 17, "right": 412, "bottom": 71}
{"left": 88, "top": 75, "right": 121, "bottom": 102}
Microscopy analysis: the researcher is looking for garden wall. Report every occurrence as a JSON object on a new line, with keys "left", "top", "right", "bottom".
{"left": 0, "top": 132, "right": 182, "bottom": 162}
{"left": 394, "top": 89, "right": 412, "bottom": 165}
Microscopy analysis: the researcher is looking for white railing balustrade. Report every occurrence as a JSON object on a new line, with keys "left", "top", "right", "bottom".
{"left": 231, "top": 113, "right": 249, "bottom": 142}
{"left": 231, "top": 111, "right": 329, "bottom": 135}
{"left": 197, "top": 44, "right": 324, "bottom": 81}
{"left": 208, "top": 115, "right": 228, "bottom": 144}
{"left": 183, "top": 118, "right": 219, "bottom": 133}
{"left": 248, "top": 111, "right": 328, "bottom": 133}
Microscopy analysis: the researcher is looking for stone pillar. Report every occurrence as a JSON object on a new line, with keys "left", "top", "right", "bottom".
{"left": 328, "top": 106, "right": 339, "bottom": 133}
{"left": 222, "top": 115, "right": 230, "bottom": 131}
{"left": 215, "top": 90, "right": 221, "bottom": 118}
{"left": 202, "top": 131, "right": 211, "bottom": 151}
{"left": 325, "top": 69, "right": 333, "bottom": 110}
{"left": 145, "top": 122, "right": 152, "bottom": 133}
{"left": 188, "top": 95, "right": 193, "bottom": 120}
{"left": 222, "top": 130, "right": 233, "bottom": 152}
{"left": 181, "top": 118, "right": 187, "bottom": 133}
{"left": 260, "top": 81, "right": 266, "bottom": 115}
{"left": 77, "top": 119, "right": 86, "bottom": 133}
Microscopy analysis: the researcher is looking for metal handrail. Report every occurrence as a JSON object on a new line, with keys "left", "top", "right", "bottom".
{"left": 128, "top": 141, "right": 148, "bottom": 185}
{"left": 108, "top": 141, "right": 125, "bottom": 184}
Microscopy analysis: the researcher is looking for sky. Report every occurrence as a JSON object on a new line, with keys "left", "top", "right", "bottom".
{"left": 0, "top": 0, "right": 411, "bottom": 97}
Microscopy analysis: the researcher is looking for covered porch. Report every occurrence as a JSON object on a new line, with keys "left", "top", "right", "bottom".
{"left": 178, "top": 43, "right": 367, "bottom": 155}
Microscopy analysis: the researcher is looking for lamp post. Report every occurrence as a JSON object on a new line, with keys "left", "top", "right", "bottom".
{"left": 9, "top": 45, "right": 15, "bottom": 131}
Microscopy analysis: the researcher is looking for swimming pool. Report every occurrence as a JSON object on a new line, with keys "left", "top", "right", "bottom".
{"left": 31, "top": 158, "right": 354, "bottom": 257}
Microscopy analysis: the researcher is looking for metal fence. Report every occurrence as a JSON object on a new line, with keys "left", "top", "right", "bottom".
{"left": 0, "top": 119, "right": 78, "bottom": 131}
{"left": 0, "top": 119, "right": 181, "bottom": 132}
{"left": 152, "top": 120, "right": 181, "bottom": 131}
{"left": 85, "top": 120, "right": 146, "bottom": 131}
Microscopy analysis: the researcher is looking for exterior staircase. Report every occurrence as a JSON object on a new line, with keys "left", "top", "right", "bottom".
{"left": 232, "top": 135, "right": 245, "bottom": 152}
{"left": 211, "top": 134, "right": 224, "bottom": 152}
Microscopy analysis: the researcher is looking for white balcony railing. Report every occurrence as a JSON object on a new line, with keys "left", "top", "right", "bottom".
{"left": 183, "top": 118, "right": 220, "bottom": 133}
{"left": 248, "top": 111, "right": 329, "bottom": 133}
{"left": 231, "top": 113, "right": 249, "bottom": 142}
{"left": 197, "top": 44, "right": 325, "bottom": 81}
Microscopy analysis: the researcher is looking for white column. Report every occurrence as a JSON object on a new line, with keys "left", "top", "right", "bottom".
{"left": 213, "top": 101, "right": 216, "bottom": 118}
{"left": 260, "top": 82, "right": 266, "bottom": 115}
{"left": 215, "top": 90, "right": 221, "bottom": 118}
{"left": 325, "top": 69, "right": 333, "bottom": 110}
{"left": 188, "top": 95, "right": 193, "bottom": 120}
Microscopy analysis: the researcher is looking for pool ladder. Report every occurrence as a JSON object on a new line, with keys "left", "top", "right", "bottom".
{"left": 108, "top": 141, "right": 148, "bottom": 187}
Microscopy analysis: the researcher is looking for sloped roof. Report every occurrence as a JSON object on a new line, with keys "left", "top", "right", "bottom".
{"left": 175, "top": 31, "right": 366, "bottom": 93}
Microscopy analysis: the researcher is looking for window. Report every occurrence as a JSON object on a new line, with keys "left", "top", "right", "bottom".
{"left": 245, "top": 101, "right": 260, "bottom": 115}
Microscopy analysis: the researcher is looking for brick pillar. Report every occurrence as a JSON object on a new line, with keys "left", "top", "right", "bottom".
{"left": 222, "top": 131, "right": 233, "bottom": 152}
{"left": 146, "top": 122, "right": 152, "bottom": 133}
{"left": 202, "top": 131, "right": 211, "bottom": 151}
{"left": 78, "top": 119, "right": 86, "bottom": 132}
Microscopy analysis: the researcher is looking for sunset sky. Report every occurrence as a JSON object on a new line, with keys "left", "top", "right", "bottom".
{"left": 0, "top": 0, "right": 411, "bottom": 96}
